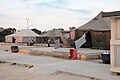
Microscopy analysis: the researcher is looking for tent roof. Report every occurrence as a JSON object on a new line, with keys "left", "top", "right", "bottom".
{"left": 77, "top": 11, "right": 111, "bottom": 31}
{"left": 102, "top": 11, "right": 120, "bottom": 18}
{"left": 39, "top": 31, "right": 51, "bottom": 37}
{"left": 6, "top": 29, "right": 40, "bottom": 37}
{"left": 40, "top": 29, "right": 63, "bottom": 37}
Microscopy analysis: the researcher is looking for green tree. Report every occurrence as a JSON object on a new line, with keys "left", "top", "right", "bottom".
{"left": 0, "top": 28, "right": 16, "bottom": 42}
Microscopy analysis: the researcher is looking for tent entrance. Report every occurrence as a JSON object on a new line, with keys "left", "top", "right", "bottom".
{"left": 12, "top": 37, "right": 16, "bottom": 43}
{"left": 82, "top": 31, "right": 92, "bottom": 48}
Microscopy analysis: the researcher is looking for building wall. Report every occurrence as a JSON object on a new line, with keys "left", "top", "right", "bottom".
{"left": 111, "top": 17, "right": 120, "bottom": 73}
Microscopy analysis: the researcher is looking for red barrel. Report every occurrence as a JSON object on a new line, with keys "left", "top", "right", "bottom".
{"left": 69, "top": 49, "right": 77, "bottom": 59}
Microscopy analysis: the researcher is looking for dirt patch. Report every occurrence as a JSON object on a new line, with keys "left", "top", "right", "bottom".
{"left": 0, "top": 62, "right": 35, "bottom": 80}
{"left": 0, "top": 61, "right": 34, "bottom": 68}
{"left": 0, "top": 62, "right": 103, "bottom": 80}
{"left": 19, "top": 50, "right": 32, "bottom": 54}
{"left": 51, "top": 71, "right": 102, "bottom": 80}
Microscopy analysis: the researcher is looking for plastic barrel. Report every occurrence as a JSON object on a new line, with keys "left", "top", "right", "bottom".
{"left": 69, "top": 49, "right": 77, "bottom": 60}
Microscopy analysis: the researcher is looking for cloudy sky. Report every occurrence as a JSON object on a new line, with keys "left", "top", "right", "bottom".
{"left": 0, "top": 0, "right": 119, "bottom": 31}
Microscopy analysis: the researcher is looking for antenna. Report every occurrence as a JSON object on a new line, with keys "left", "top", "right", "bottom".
{"left": 26, "top": 18, "right": 29, "bottom": 30}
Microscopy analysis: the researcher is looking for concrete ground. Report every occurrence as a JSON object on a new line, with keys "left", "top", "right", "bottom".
{"left": 0, "top": 43, "right": 119, "bottom": 80}
{"left": 0, "top": 52, "right": 120, "bottom": 80}
{"left": 32, "top": 47, "right": 109, "bottom": 54}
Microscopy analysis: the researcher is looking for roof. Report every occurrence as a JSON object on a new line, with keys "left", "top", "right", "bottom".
{"left": 62, "top": 29, "right": 75, "bottom": 33}
{"left": 102, "top": 11, "right": 120, "bottom": 17}
{"left": 39, "top": 31, "right": 51, "bottom": 37}
{"left": 40, "top": 29, "right": 63, "bottom": 37}
{"left": 6, "top": 29, "right": 40, "bottom": 37}
{"left": 77, "top": 11, "right": 111, "bottom": 31}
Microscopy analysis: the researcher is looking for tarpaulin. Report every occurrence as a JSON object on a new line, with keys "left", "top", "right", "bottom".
{"left": 75, "top": 34, "right": 86, "bottom": 49}
{"left": 64, "top": 33, "right": 69, "bottom": 39}
{"left": 70, "top": 31, "right": 75, "bottom": 40}
{"left": 55, "top": 39, "right": 60, "bottom": 49}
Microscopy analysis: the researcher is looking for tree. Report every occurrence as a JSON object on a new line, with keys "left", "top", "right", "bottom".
{"left": 2, "top": 28, "right": 16, "bottom": 36}
{"left": 0, "top": 28, "right": 16, "bottom": 42}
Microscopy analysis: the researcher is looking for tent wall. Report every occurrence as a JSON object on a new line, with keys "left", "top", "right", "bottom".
{"left": 5, "top": 37, "right": 12, "bottom": 42}
{"left": 5, "top": 36, "right": 39, "bottom": 43}
{"left": 22, "top": 37, "right": 36, "bottom": 43}
{"left": 90, "top": 30, "right": 110, "bottom": 49}
{"left": 5, "top": 36, "right": 22, "bottom": 43}
{"left": 49, "top": 37, "right": 62, "bottom": 44}
{"left": 75, "top": 29, "right": 110, "bottom": 49}
{"left": 36, "top": 37, "right": 42, "bottom": 43}
{"left": 15, "top": 36, "right": 23, "bottom": 43}
{"left": 39, "top": 37, "right": 49, "bottom": 43}
{"left": 36, "top": 37, "right": 48, "bottom": 43}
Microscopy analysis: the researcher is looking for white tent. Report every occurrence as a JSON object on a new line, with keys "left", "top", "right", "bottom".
{"left": 5, "top": 29, "right": 40, "bottom": 43}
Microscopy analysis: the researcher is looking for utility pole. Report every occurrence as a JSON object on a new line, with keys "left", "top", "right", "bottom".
{"left": 26, "top": 18, "right": 29, "bottom": 30}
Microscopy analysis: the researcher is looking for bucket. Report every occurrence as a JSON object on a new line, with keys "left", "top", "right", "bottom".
{"left": 69, "top": 49, "right": 77, "bottom": 60}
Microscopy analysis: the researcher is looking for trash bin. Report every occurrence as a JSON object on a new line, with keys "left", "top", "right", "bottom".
{"left": 101, "top": 53, "right": 110, "bottom": 64}
{"left": 11, "top": 46, "right": 19, "bottom": 53}
{"left": 69, "top": 49, "right": 77, "bottom": 60}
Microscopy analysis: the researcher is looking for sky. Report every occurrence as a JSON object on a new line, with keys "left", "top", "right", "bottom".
{"left": 0, "top": 0, "right": 120, "bottom": 31}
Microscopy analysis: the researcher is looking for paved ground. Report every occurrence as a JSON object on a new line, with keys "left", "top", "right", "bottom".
{"left": 0, "top": 52, "right": 93, "bottom": 80}
{"left": 0, "top": 43, "right": 119, "bottom": 80}
{"left": 0, "top": 63, "right": 92, "bottom": 80}
{"left": 0, "top": 52, "right": 120, "bottom": 80}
